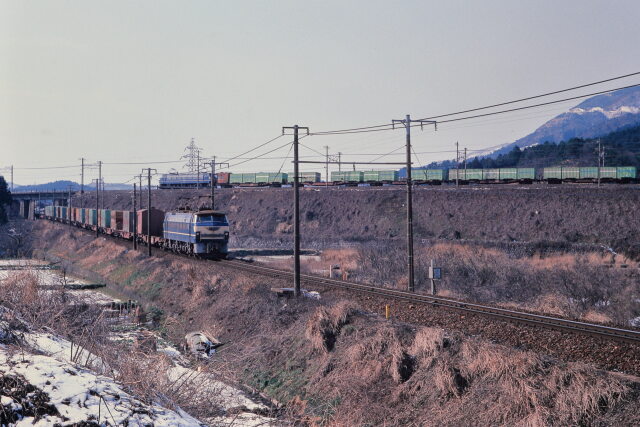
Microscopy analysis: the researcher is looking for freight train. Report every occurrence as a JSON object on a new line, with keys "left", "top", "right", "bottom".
{"left": 158, "top": 166, "right": 637, "bottom": 188}
{"left": 42, "top": 206, "right": 230, "bottom": 257}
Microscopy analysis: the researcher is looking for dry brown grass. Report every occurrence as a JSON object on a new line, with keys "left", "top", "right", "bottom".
{"left": 304, "top": 314, "right": 635, "bottom": 426}
{"left": 305, "top": 301, "right": 357, "bottom": 353}
{"left": 0, "top": 269, "right": 233, "bottom": 421}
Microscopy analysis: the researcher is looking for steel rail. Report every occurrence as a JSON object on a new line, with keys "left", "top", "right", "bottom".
{"left": 33, "top": 218, "right": 640, "bottom": 344}
{"left": 224, "top": 259, "right": 640, "bottom": 344}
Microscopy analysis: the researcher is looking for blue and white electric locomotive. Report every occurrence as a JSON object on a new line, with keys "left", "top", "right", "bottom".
{"left": 162, "top": 209, "right": 230, "bottom": 257}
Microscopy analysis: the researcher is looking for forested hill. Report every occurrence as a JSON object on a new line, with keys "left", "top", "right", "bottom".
{"left": 426, "top": 124, "right": 640, "bottom": 170}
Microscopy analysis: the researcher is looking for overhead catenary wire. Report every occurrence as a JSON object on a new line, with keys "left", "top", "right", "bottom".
{"left": 220, "top": 134, "right": 284, "bottom": 164}
{"left": 310, "top": 71, "right": 640, "bottom": 135}
{"left": 10, "top": 72, "right": 640, "bottom": 181}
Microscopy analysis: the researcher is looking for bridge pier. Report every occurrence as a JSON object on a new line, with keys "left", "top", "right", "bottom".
{"left": 18, "top": 200, "right": 32, "bottom": 219}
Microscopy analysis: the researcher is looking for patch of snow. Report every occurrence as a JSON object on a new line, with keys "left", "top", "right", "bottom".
{"left": 569, "top": 105, "right": 640, "bottom": 119}
{"left": 0, "top": 349, "right": 205, "bottom": 426}
{"left": 23, "top": 331, "right": 108, "bottom": 374}
{"left": 167, "top": 365, "right": 269, "bottom": 413}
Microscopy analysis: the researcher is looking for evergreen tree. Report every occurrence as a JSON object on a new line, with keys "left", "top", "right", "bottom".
{"left": 0, "top": 176, "right": 11, "bottom": 224}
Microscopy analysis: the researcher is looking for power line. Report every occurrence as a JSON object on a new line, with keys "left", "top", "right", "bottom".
{"left": 433, "top": 82, "right": 640, "bottom": 125}
{"left": 311, "top": 78, "right": 640, "bottom": 136}
{"left": 221, "top": 134, "right": 284, "bottom": 164}
{"left": 420, "top": 71, "right": 640, "bottom": 120}
{"left": 223, "top": 138, "right": 300, "bottom": 169}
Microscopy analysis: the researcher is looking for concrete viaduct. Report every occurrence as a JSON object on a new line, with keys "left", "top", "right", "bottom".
{"left": 10, "top": 190, "right": 72, "bottom": 220}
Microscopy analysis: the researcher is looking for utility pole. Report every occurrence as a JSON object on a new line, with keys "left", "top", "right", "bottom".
{"left": 455, "top": 142, "right": 459, "bottom": 187}
{"left": 92, "top": 179, "right": 99, "bottom": 238}
{"left": 10, "top": 165, "right": 13, "bottom": 192}
{"left": 464, "top": 147, "right": 467, "bottom": 173}
{"left": 208, "top": 157, "right": 229, "bottom": 210}
{"left": 282, "top": 125, "right": 309, "bottom": 297}
{"left": 97, "top": 161, "right": 102, "bottom": 209}
{"left": 80, "top": 158, "right": 85, "bottom": 195}
{"left": 68, "top": 185, "right": 72, "bottom": 228}
{"left": 324, "top": 145, "right": 329, "bottom": 187}
{"left": 596, "top": 139, "right": 606, "bottom": 188}
{"left": 142, "top": 168, "right": 157, "bottom": 257}
{"left": 132, "top": 183, "right": 138, "bottom": 250}
{"left": 338, "top": 152, "right": 342, "bottom": 172}
{"left": 392, "top": 114, "right": 437, "bottom": 292}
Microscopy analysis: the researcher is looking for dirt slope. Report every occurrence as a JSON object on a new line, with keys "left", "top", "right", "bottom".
{"left": 7, "top": 220, "right": 640, "bottom": 426}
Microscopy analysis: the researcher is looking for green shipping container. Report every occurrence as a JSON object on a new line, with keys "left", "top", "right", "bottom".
{"left": 230, "top": 173, "right": 257, "bottom": 184}
{"left": 299, "top": 172, "right": 321, "bottom": 183}
{"left": 99, "top": 209, "right": 111, "bottom": 228}
{"left": 467, "top": 169, "right": 483, "bottom": 180}
{"left": 543, "top": 167, "right": 562, "bottom": 180}
{"left": 599, "top": 167, "right": 617, "bottom": 179}
{"left": 364, "top": 170, "right": 398, "bottom": 182}
{"left": 617, "top": 166, "right": 637, "bottom": 179}
{"left": 562, "top": 167, "right": 580, "bottom": 179}
{"left": 579, "top": 167, "right": 599, "bottom": 179}
{"left": 256, "top": 172, "right": 288, "bottom": 183}
{"left": 448, "top": 169, "right": 482, "bottom": 181}
{"left": 331, "top": 171, "right": 363, "bottom": 182}
{"left": 426, "top": 169, "right": 445, "bottom": 181}
{"left": 411, "top": 169, "right": 427, "bottom": 181}
{"left": 517, "top": 168, "right": 535, "bottom": 180}
{"left": 499, "top": 168, "right": 518, "bottom": 180}
{"left": 447, "top": 169, "right": 462, "bottom": 181}
{"left": 483, "top": 169, "right": 500, "bottom": 180}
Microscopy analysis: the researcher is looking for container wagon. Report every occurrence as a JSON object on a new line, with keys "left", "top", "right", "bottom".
{"left": 363, "top": 170, "right": 398, "bottom": 183}
{"left": 299, "top": 172, "right": 321, "bottom": 183}
{"left": 331, "top": 171, "right": 364, "bottom": 183}
{"left": 255, "top": 172, "right": 288, "bottom": 184}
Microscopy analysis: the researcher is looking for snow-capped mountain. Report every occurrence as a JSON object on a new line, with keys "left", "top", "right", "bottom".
{"left": 490, "top": 86, "right": 640, "bottom": 157}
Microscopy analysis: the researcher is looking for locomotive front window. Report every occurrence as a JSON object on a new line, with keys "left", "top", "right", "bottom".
{"left": 197, "top": 214, "right": 226, "bottom": 223}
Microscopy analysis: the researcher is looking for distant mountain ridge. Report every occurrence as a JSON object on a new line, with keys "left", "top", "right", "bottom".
{"left": 11, "top": 180, "right": 132, "bottom": 192}
{"left": 491, "top": 86, "right": 640, "bottom": 157}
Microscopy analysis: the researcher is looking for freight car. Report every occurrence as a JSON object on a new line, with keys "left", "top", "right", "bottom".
{"left": 42, "top": 205, "right": 229, "bottom": 257}
{"left": 448, "top": 168, "right": 535, "bottom": 183}
{"left": 542, "top": 166, "right": 637, "bottom": 183}
{"left": 157, "top": 165, "right": 637, "bottom": 189}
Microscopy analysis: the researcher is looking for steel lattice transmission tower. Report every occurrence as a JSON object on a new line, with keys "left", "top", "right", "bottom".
{"left": 181, "top": 138, "right": 202, "bottom": 173}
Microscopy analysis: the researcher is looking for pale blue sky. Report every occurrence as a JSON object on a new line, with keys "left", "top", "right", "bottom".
{"left": 2, "top": 0, "right": 640, "bottom": 184}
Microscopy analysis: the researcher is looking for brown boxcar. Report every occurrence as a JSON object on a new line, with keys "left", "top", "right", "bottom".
{"left": 216, "top": 172, "right": 230, "bottom": 185}
{"left": 136, "top": 208, "right": 165, "bottom": 236}
{"left": 111, "top": 211, "right": 124, "bottom": 231}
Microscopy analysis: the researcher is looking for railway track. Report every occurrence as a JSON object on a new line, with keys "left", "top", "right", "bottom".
{"left": 224, "top": 258, "right": 640, "bottom": 345}
{"left": 28, "top": 218, "right": 640, "bottom": 345}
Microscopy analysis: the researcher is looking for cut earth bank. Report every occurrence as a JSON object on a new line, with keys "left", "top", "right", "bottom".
{"left": 10, "top": 219, "right": 640, "bottom": 426}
